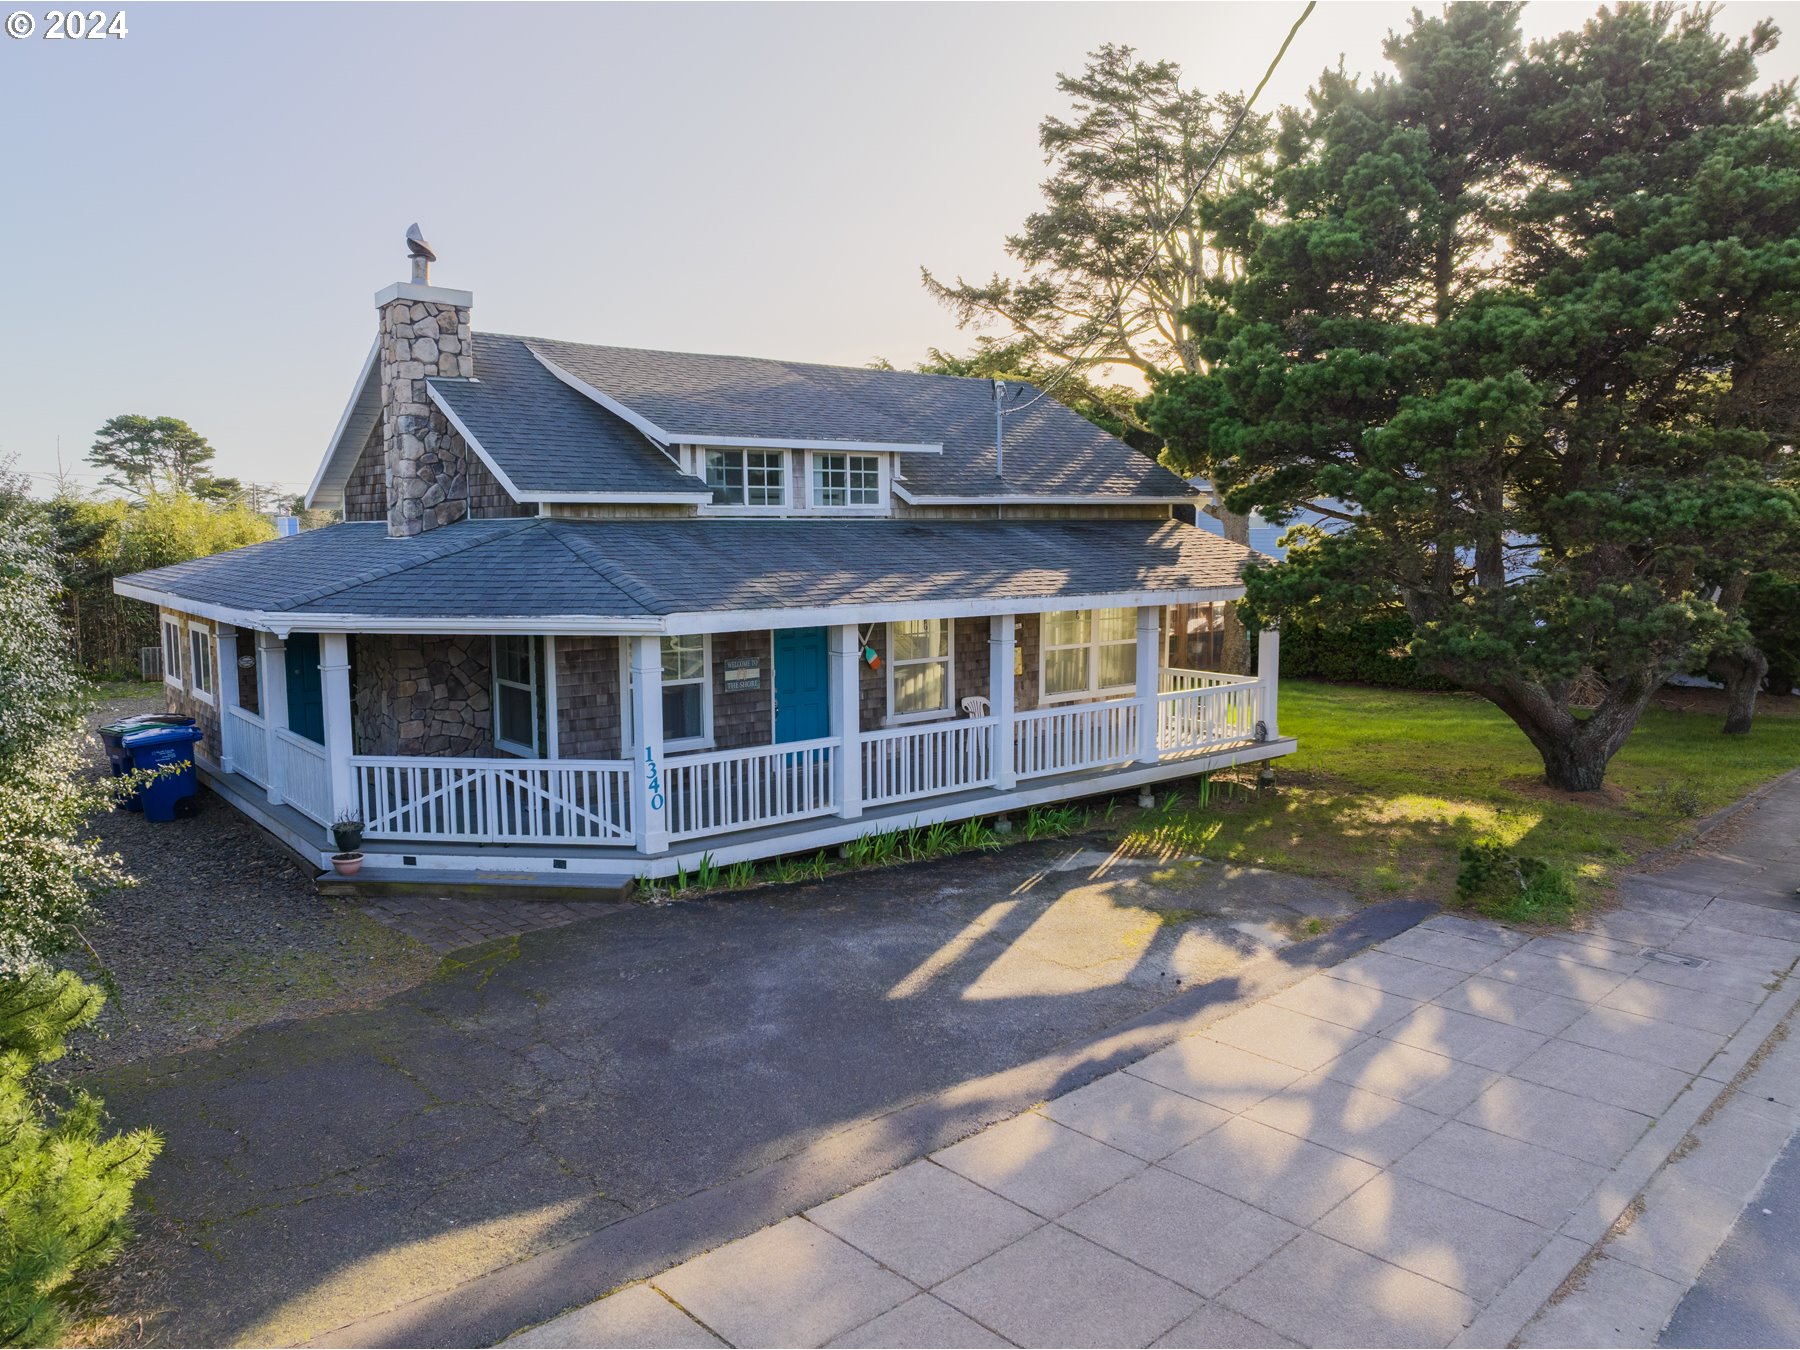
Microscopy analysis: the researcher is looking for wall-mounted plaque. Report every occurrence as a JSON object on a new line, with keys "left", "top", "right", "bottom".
{"left": 723, "top": 657, "right": 762, "bottom": 692}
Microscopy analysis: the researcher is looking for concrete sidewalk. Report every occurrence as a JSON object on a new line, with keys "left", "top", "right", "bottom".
{"left": 504, "top": 781, "right": 1800, "bottom": 1349}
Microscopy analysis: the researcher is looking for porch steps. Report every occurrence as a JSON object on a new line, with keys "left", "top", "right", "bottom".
{"left": 316, "top": 867, "right": 639, "bottom": 903}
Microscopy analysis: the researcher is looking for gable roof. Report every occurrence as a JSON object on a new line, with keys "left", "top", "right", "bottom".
{"left": 309, "top": 332, "right": 1196, "bottom": 508}
{"left": 117, "top": 517, "right": 1256, "bottom": 634}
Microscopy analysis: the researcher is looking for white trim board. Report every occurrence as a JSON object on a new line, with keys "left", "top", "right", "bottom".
{"left": 305, "top": 338, "right": 381, "bottom": 510}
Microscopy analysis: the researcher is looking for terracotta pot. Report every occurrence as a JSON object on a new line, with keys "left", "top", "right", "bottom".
{"left": 330, "top": 851, "right": 365, "bottom": 877}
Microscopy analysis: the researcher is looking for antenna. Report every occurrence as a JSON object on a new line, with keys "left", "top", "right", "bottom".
{"left": 992, "top": 379, "right": 1005, "bottom": 480}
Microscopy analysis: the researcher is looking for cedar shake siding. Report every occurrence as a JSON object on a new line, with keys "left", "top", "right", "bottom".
{"left": 468, "top": 454, "right": 532, "bottom": 519}
{"left": 343, "top": 426, "right": 388, "bottom": 523}
{"left": 556, "top": 636, "right": 622, "bottom": 759}
{"left": 713, "top": 630, "right": 773, "bottom": 751}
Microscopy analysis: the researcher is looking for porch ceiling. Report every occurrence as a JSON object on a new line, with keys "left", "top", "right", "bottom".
{"left": 115, "top": 516, "right": 1256, "bottom": 634}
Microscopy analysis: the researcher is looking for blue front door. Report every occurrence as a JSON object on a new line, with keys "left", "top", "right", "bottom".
{"left": 284, "top": 633, "right": 325, "bottom": 745}
{"left": 773, "top": 627, "right": 830, "bottom": 743}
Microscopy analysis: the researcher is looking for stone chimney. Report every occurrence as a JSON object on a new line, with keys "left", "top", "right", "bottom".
{"left": 377, "top": 224, "right": 475, "bottom": 537}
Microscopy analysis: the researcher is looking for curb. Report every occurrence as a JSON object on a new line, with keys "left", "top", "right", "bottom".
{"left": 1629, "top": 766, "right": 1800, "bottom": 876}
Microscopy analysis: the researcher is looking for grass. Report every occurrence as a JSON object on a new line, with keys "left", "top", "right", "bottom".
{"left": 1124, "top": 680, "right": 1800, "bottom": 925}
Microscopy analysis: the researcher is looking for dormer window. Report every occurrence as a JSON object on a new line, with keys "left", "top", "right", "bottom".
{"left": 812, "top": 453, "right": 882, "bottom": 507}
{"left": 706, "top": 449, "right": 785, "bottom": 506}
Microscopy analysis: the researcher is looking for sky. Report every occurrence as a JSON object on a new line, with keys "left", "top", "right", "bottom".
{"left": 2, "top": 1, "right": 1796, "bottom": 498}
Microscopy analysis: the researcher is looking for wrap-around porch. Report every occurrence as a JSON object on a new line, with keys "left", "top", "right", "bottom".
{"left": 205, "top": 606, "right": 1288, "bottom": 879}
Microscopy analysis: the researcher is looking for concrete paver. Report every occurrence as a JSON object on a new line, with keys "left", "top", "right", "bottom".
{"left": 1330, "top": 948, "right": 1471, "bottom": 1001}
{"left": 934, "top": 1224, "right": 1201, "bottom": 1348}
{"left": 829, "top": 1294, "right": 1009, "bottom": 1349}
{"left": 1242, "top": 1073, "right": 1442, "bottom": 1166}
{"left": 1455, "top": 1076, "right": 1653, "bottom": 1168}
{"left": 1392, "top": 1119, "right": 1608, "bottom": 1228}
{"left": 931, "top": 1113, "right": 1144, "bottom": 1219}
{"left": 1380, "top": 1002, "right": 1548, "bottom": 1071}
{"left": 1151, "top": 1301, "right": 1300, "bottom": 1348}
{"left": 653, "top": 1217, "right": 914, "bottom": 1349}
{"left": 1125, "top": 1037, "right": 1305, "bottom": 1113}
{"left": 1060, "top": 1168, "right": 1298, "bottom": 1296}
{"left": 504, "top": 1283, "right": 722, "bottom": 1348}
{"left": 1160, "top": 1115, "right": 1380, "bottom": 1226}
{"left": 1040, "top": 1071, "right": 1231, "bottom": 1161}
{"left": 1431, "top": 974, "right": 1587, "bottom": 1034}
{"left": 805, "top": 1160, "right": 1040, "bottom": 1288}
{"left": 1511, "top": 1036, "right": 1693, "bottom": 1116}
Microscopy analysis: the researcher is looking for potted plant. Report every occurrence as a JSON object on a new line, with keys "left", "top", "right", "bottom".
{"left": 332, "top": 809, "right": 365, "bottom": 855}
{"left": 330, "top": 851, "right": 364, "bottom": 877}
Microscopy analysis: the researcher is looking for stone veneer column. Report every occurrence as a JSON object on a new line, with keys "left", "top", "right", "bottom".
{"left": 376, "top": 281, "right": 475, "bottom": 537}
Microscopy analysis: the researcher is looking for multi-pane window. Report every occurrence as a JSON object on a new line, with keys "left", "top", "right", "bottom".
{"left": 188, "top": 627, "right": 215, "bottom": 701}
{"left": 812, "top": 453, "right": 881, "bottom": 507}
{"left": 493, "top": 635, "right": 538, "bottom": 757}
{"left": 661, "top": 634, "right": 709, "bottom": 745}
{"left": 162, "top": 619, "right": 184, "bottom": 687}
{"left": 889, "top": 618, "right": 952, "bottom": 719}
{"left": 706, "top": 450, "right": 785, "bottom": 506}
{"left": 1041, "top": 608, "right": 1137, "bottom": 701}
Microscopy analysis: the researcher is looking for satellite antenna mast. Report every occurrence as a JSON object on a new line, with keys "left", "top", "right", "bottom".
{"left": 992, "top": 379, "right": 1005, "bottom": 480}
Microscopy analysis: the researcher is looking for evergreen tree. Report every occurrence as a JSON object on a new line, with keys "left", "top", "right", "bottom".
{"left": 1150, "top": 3, "right": 1800, "bottom": 789}
{"left": 0, "top": 970, "right": 160, "bottom": 1348}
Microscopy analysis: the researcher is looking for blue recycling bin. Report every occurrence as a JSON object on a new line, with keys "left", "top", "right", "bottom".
{"left": 121, "top": 724, "right": 204, "bottom": 822}
{"left": 99, "top": 714, "right": 195, "bottom": 811}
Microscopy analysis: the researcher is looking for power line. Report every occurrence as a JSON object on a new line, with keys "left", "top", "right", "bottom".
{"left": 1000, "top": 0, "right": 1316, "bottom": 423}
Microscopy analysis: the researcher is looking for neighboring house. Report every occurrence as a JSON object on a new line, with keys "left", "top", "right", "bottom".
{"left": 116, "top": 242, "right": 1294, "bottom": 888}
{"left": 1187, "top": 478, "right": 1345, "bottom": 560}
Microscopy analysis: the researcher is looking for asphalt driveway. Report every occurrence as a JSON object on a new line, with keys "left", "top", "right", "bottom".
{"left": 85, "top": 838, "right": 1406, "bottom": 1347}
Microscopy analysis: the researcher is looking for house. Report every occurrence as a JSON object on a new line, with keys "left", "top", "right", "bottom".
{"left": 115, "top": 237, "right": 1294, "bottom": 889}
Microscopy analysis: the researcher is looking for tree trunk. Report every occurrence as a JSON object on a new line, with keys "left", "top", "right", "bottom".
{"left": 1216, "top": 496, "right": 1253, "bottom": 674}
{"left": 1474, "top": 670, "right": 1662, "bottom": 793}
{"left": 1708, "top": 649, "right": 1768, "bottom": 735}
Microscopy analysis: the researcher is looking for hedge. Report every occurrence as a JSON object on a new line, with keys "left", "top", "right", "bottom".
{"left": 1278, "top": 614, "right": 1456, "bottom": 691}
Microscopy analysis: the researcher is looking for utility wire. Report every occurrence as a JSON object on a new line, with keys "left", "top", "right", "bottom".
{"left": 1000, "top": 0, "right": 1316, "bottom": 421}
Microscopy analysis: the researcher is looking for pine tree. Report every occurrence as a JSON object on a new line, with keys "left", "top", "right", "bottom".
{"left": 1150, "top": 3, "right": 1800, "bottom": 789}
{"left": 0, "top": 969, "right": 160, "bottom": 1347}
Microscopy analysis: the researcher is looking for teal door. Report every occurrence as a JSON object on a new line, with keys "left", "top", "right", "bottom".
{"left": 773, "top": 627, "right": 830, "bottom": 743}
{"left": 284, "top": 633, "right": 325, "bottom": 745}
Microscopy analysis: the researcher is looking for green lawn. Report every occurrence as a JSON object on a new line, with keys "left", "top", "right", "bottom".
{"left": 1124, "top": 680, "right": 1800, "bottom": 923}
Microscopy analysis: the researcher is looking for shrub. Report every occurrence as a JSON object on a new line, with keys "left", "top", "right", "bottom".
{"left": 1279, "top": 613, "right": 1456, "bottom": 691}
{"left": 1455, "top": 842, "right": 1578, "bottom": 924}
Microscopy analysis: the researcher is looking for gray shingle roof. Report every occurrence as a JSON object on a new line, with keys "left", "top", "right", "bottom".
{"left": 426, "top": 335, "right": 704, "bottom": 497}
{"left": 120, "top": 518, "right": 1254, "bottom": 624}
{"left": 478, "top": 335, "right": 1196, "bottom": 501}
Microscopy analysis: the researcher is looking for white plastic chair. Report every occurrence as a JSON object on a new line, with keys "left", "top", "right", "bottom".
{"left": 961, "top": 696, "right": 991, "bottom": 718}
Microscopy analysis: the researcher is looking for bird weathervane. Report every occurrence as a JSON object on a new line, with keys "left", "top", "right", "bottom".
{"left": 406, "top": 223, "right": 437, "bottom": 284}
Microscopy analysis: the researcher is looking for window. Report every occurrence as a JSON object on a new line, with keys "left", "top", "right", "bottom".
{"left": 162, "top": 619, "right": 184, "bottom": 688}
{"left": 493, "top": 635, "right": 539, "bottom": 757}
{"left": 188, "top": 626, "right": 215, "bottom": 703}
{"left": 812, "top": 453, "right": 881, "bottom": 507}
{"left": 1041, "top": 608, "right": 1138, "bottom": 702}
{"left": 888, "top": 618, "right": 953, "bottom": 720}
{"left": 705, "top": 449, "right": 785, "bottom": 506}
{"left": 661, "top": 634, "right": 710, "bottom": 747}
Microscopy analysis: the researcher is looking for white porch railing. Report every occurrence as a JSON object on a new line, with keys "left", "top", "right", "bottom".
{"left": 1160, "top": 667, "right": 1258, "bottom": 694}
{"left": 274, "top": 729, "right": 331, "bottom": 825}
{"left": 862, "top": 717, "right": 997, "bottom": 808}
{"left": 223, "top": 705, "right": 269, "bottom": 789}
{"left": 352, "top": 756, "right": 634, "bottom": 844}
{"left": 1014, "top": 700, "right": 1140, "bottom": 780}
{"left": 664, "top": 738, "right": 837, "bottom": 843}
{"left": 1158, "top": 679, "right": 1264, "bottom": 755}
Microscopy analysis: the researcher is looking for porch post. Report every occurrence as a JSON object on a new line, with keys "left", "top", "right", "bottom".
{"left": 1257, "top": 625, "right": 1281, "bottom": 739}
{"left": 256, "top": 631, "right": 288, "bottom": 806}
{"left": 320, "top": 632, "right": 357, "bottom": 844}
{"left": 1136, "top": 605, "right": 1161, "bottom": 765}
{"left": 216, "top": 625, "right": 240, "bottom": 774}
{"left": 830, "top": 624, "right": 863, "bottom": 820}
{"left": 629, "top": 635, "right": 669, "bottom": 855}
{"left": 989, "top": 613, "right": 1016, "bottom": 790}
{"left": 543, "top": 634, "right": 560, "bottom": 759}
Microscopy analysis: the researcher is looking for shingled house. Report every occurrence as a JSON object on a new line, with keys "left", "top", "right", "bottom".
{"left": 116, "top": 241, "right": 1292, "bottom": 888}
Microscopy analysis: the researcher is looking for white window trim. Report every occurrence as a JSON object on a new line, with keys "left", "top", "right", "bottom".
{"left": 187, "top": 623, "right": 216, "bottom": 706}
{"left": 162, "top": 616, "right": 185, "bottom": 689}
{"left": 1038, "top": 608, "right": 1138, "bottom": 706}
{"left": 885, "top": 618, "right": 956, "bottom": 726}
{"left": 804, "top": 450, "right": 891, "bottom": 515}
{"left": 661, "top": 632, "right": 714, "bottom": 752}
{"left": 492, "top": 635, "right": 540, "bottom": 758}
{"left": 619, "top": 634, "right": 716, "bottom": 753}
{"left": 699, "top": 447, "right": 789, "bottom": 511}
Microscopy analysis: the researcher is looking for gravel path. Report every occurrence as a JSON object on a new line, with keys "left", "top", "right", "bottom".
{"left": 68, "top": 687, "right": 438, "bottom": 1073}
